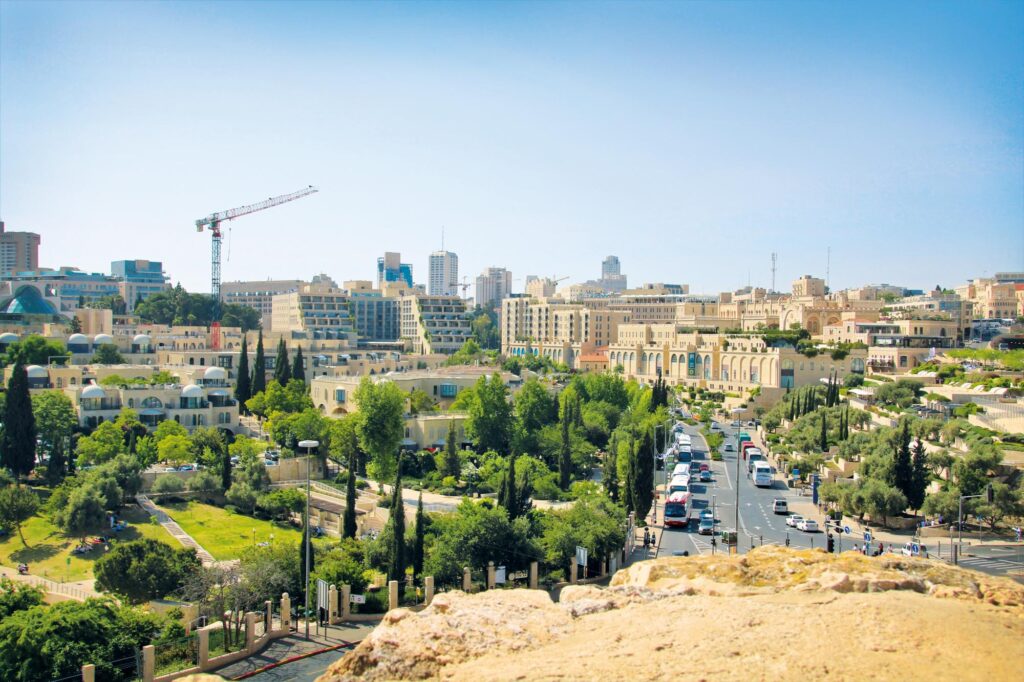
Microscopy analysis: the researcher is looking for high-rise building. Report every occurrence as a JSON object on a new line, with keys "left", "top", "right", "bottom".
{"left": 594, "top": 255, "right": 627, "bottom": 292}
{"left": 429, "top": 250, "right": 459, "bottom": 296}
{"left": 377, "top": 252, "right": 413, "bottom": 288}
{"left": 0, "top": 221, "right": 41, "bottom": 276}
{"left": 602, "top": 255, "right": 621, "bottom": 278}
{"left": 475, "top": 267, "right": 512, "bottom": 308}
{"left": 111, "top": 260, "right": 171, "bottom": 310}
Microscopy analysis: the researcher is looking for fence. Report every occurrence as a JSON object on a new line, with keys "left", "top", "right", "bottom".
{"left": 14, "top": 573, "right": 91, "bottom": 601}
{"left": 153, "top": 633, "right": 199, "bottom": 678}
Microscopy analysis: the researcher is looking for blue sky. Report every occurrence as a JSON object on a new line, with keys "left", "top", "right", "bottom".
{"left": 1, "top": 0, "right": 1022, "bottom": 296}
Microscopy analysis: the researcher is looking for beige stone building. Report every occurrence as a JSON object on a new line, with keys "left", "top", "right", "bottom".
{"left": 400, "top": 293, "right": 472, "bottom": 354}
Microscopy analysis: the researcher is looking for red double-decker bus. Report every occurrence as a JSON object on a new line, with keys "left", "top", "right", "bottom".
{"left": 664, "top": 490, "right": 691, "bottom": 528}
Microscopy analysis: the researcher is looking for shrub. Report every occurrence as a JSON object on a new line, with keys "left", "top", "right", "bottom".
{"left": 151, "top": 475, "right": 186, "bottom": 499}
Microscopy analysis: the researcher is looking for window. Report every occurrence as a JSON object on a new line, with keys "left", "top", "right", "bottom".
{"left": 335, "top": 389, "right": 346, "bottom": 403}
{"left": 439, "top": 383, "right": 459, "bottom": 398}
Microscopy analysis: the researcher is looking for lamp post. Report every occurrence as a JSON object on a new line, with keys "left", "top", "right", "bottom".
{"left": 730, "top": 407, "right": 745, "bottom": 553}
{"left": 298, "top": 439, "right": 319, "bottom": 640}
{"left": 957, "top": 484, "right": 994, "bottom": 556}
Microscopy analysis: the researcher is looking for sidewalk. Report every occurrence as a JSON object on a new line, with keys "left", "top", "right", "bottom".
{"left": 135, "top": 495, "right": 217, "bottom": 566}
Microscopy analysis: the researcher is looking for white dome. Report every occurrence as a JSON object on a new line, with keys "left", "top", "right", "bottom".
{"left": 204, "top": 366, "right": 227, "bottom": 380}
{"left": 25, "top": 365, "right": 48, "bottom": 378}
{"left": 93, "top": 334, "right": 114, "bottom": 345}
{"left": 181, "top": 384, "right": 203, "bottom": 398}
{"left": 133, "top": 334, "right": 151, "bottom": 344}
{"left": 81, "top": 383, "right": 106, "bottom": 399}
{"left": 68, "top": 333, "right": 88, "bottom": 344}
{"left": 0, "top": 332, "right": 18, "bottom": 344}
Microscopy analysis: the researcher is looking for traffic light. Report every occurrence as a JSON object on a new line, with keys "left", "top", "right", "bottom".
{"left": 827, "top": 533, "right": 835, "bottom": 553}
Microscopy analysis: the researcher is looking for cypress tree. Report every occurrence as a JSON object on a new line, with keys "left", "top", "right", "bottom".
{"left": 559, "top": 408, "right": 572, "bottom": 490}
{"left": 574, "top": 392, "right": 584, "bottom": 429}
{"left": 220, "top": 442, "right": 232, "bottom": 491}
{"left": 291, "top": 346, "right": 305, "bottom": 385}
{"left": 299, "top": 519, "right": 314, "bottom": 605}
{"left": 252, "top": 330, "right": 267, "bottom": 395}
{"left": 413, "top": 492, "right": 425, "bottom": 586}
{"left": 819, "top": 409, "right": 828, "bottom": 452}
{"left": 46, "top": 437, "right": 67, "bottom": 485}
{"left": 343, "top": 448, "right": 357, "bottom": 538}
{"left": 634, "top": 429, "right": 655, "bottom": 520}
{"left": 603, "top": 434, "right": 619, "bottom": 503}
{"left": 235, "top": 335, "right": 251, "bottom": 412}
{"left": 1, "top": 362, "right": 37, "bottom": 481}
{"left": 623, "top": 432, "right": 637, "bottom": 514}
{"left": 443, "top": 419, "right": 460, "bottom": 478}
{"left": 274, "top": 338, "right": 291, "bottom": 386}
{"left": 909, "top": 437, "right": 929, "bottom": 512}
{"left": 387, "top": 459, "right": 406, "bottom": 582}
{"left": 893, "top": 420, "right": 914, "bottom": 500}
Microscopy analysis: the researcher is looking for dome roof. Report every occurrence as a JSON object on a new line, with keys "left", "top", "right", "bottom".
{"left": 0, "top": 332, "right": 18, "bottom": 344}
{"left": 1, "top": 285, "right": 58, "bottom": 316}
{"left": 93, "top": 334, "right": 114, "bottom": 345}
{"left": 181, "top": 384, "right": 203, "bottom": 398}
{"left": 203, "top": 366, "right": 227, "bottom": 380}
{"left": 133, "top": 334, "right": 151, "bottom": 344}
{"left": 25, "top": 365, "right": 48, "bottom": 378}
{"left": 81, "top": 383, "right": 106, "bottom": 399}
{"left": 68, "top": 333, "right": 88, "bottom": 344}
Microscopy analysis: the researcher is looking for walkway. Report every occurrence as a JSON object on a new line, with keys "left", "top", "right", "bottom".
{"left": 135, "top": 495, "right": 216, "bottom": 566}
{"left": 0, "top": 569, "right": 98, "bottom": 601}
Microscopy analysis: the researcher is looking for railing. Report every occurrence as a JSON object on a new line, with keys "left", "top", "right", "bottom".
{"left": 13, "top": 574, "right": 91, "bottom": 601}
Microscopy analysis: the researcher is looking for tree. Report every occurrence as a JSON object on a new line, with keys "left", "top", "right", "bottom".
{"left": 442, "top": 419, "right": 461, "bottom": 478}
{"left": 235, "top": 334, "right": 252, "bottom": 413}
{"left": 859, "top": 478, "right": 908, "bottom": 526}
{"left": 135, "top": 435, "right": 159, "bottom": 469}
{"left": 252, "top": 330, "right": 267, "bottom": 395}
{"left": 68, "top": 315, "right": 82, "bottom": 334}
{"left": 387, "top": 458, "right": 406, "bottom": 581}
{"left": 75, "top": 421, "right": 125, "bottom": 467}
{"left": 343, "top": 446, "right": 358, "bottom": 538}
{"left": 94, "top": 538, "right": 200, "bottom": 604}
{"left": 273, "top": 338, "right": 291, "bottom": 386}
{"left": 220, "top": 442, "right": 232, "bottom": 491}
{"left": 603, "top": 435, "right": 619, "bottom": 502}
{"left": 188, "top": 470, "right": 223, "bottom": 502}
{"left": 299, "top": 519, "right": 314, "bottom": 606}
{"left": 153, "top": 419, "right": 188, "bottom": 443}
{"left": 1, "top": 335, "right": 69, "bottom": 367}
{"left": 291, "top": 345, "right": 305, "bottom": 385}
{"left": 413, "top": 492, "right": 426, "bottom": 586}
{"left": 354, "top": 377, "right": 406, "bottom": 483}
{"left": 893, "top": 420, "right": 914, "bottom": 502}
{"left": 0, "top": 485, "right": 39, "bottom": 545}
{"left": 1, "top": 362, "right": 36, "bottom": 480}
{"left": 819, "top": 409, "right": 828, "bottom": 452}
{"left": 0, "top": 576, "right": 44, "bottom": 620}
{"left": 407, "top": 388, "right": 436, "bottom": 416}
{"left": 150, "top": 475, "right": 186, "bottom": 498}
{"left": 189, "top": 426, "right": 225, "bottom": 467}
{"left": 32, "top": 392, "right": 76, "bottom": 479}
{"left": 256, "top": 488, "right": 304, "bottom": 521}
{"left": 466, "top": 374, "right": 513, "bottom": 454}
{"left": 54, "top": 484, "right": 106, "bottom": 536}
{"left": 559, "top": 409, "right": 572, "bottom": 490}
{"left": 101, "top": 454, "right": 143, "bottom": 502}
{"left": 908, "top": 437, "right": 929, "bottom": 512}
{"left": 90, "top": 343, "right": 125, "bottom": 364}
{"left": 158, "top": 434, "right": 192, "bottom": 467}
{"left": 225, "top": 481, "right": 258, "bottom": 514}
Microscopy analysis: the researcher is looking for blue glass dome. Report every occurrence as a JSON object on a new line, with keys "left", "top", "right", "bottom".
{"left": 1, "top": 286, "right": 58, "bottom": 315}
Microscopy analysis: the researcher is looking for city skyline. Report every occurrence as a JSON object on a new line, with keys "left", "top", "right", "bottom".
{"left": 1, "top": 1, "right": 1022, "bottom": 295}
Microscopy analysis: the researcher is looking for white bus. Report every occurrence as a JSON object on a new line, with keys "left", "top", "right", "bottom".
{"left": 752, "top": 462, "right": 773, "bottom": 488}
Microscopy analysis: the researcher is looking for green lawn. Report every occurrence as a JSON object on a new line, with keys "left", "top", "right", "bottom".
{"left": 154, "top": 501, "right": 304, "bottom": 560}
{"left": 0, "top": 506, "right": 178, "bottom": 583}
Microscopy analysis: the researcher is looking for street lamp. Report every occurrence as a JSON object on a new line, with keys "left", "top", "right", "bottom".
{"left": 730, "top": 407, "right": 745, "bottom": 553}
{"left": 957, "top": 484, "right": 994, "bottom": 554}
{"left": 298, "top": 439, "right": 319, "bottom": 640}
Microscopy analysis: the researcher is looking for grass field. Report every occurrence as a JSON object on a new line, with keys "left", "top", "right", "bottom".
{"left": 154, "top": 501, "right": 304, "bottom": 560}
{"left": 0, "top": 506, "right": 178, "bottom": 583}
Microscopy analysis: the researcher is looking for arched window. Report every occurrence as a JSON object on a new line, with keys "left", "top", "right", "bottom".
{"left": 142, "top": 396, "right": 163, "bottom": 409}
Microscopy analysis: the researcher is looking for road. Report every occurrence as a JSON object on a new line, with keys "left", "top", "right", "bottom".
{"left": 656, "top": 420, "right": 825, "bottom": 558}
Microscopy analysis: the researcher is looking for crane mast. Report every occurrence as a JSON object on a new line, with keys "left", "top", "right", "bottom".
{"left": 195, "top": 185, "right": 318, "bottom": 301}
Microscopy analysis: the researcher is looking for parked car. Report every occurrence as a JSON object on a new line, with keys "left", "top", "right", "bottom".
{"left": 797, "top": 519, "right": 819, "bottom": 532}
{"left": 177, "top": 464, "right": 195, "bottom": 472}
{"left": 786, "top": 514, "right": 804, "bottom": 528}
{"left": 265, "top": 459, "right": 279, "bottom": 467}
{"left": 772, "top": 499, "right": 789, "bottom": 514}
{"left": 163, "top": 467, "right": 177, "bottom": 473}
{"left": 699, "top": 469, "right": 712, "bottom": 482}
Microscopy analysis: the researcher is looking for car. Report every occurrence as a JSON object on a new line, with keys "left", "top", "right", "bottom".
{"left": 709, "top": 422, "right": 721, "bottom": 431}
{"left": 177, "top": 464, "right": 195, "bottom": 472}
{"left": 723, "top": 442, "right": 735, "bottom": 452}
{"left": 772, "top": 499, "right": 789, "bottom": 514}
{"left": 698, "top": 463, "right": 710, "bottom": 472}
{"left": 699, "top": 469, "right": 712, "bottom": 482}
{"left": 797, "top": 519, "right": 819, "bottom": 532}
{"left": 699, "top": 517, "right": 715, "bottom": 535}
{"left": 786, "top": 514, "right": 804, "bottom": 528}
{"left": 699, "top": 508, "right": 714, "bottom": 521}
{"left": 264, "top": 459, "right": 279, "bottom": 466}
{"left": 163, "top": 467, "right": 177, "bottom": 473}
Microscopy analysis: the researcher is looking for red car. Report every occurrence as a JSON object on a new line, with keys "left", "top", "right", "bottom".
{"left": 699, "top": 463, "right": 710, "bottom": 473}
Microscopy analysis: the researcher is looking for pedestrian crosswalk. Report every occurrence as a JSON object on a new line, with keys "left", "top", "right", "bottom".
{"left": 958, "top": 556, "right": 1022, "bottom": 573}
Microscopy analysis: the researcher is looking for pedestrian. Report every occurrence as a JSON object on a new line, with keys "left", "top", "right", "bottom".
{"left": 853, "top": 543, "right": 860, "bottom": 554}
{"left": 877, "top": 542, "right": 884, "bottom": 554}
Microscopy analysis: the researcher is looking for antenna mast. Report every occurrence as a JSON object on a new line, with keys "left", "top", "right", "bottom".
{"left": 771, "top": 252, "right": 777, "bottom": 293}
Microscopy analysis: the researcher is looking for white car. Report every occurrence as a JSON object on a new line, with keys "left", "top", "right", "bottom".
{"left": 786, "top": 514, "right": 804, "bottom": 528}
{"left": 797, "top": 519, "right": 819, "bottom": 532}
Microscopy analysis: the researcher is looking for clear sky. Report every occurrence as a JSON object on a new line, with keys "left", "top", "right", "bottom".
{"left": 1, "top": 0, "right": 1022, "bottom": 296}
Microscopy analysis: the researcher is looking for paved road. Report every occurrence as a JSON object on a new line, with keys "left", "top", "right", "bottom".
{"left": 657, "top": 421, "right": 824, "bottom": 558}
{"left": 959, "top": 544, "right": 1024, "bottom": 577}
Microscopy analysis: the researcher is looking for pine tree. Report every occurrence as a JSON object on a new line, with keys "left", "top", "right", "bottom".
{"left": 909, "top": 437, "right": 929, "bottom": 512}
{"left": 274, "top": 338, "right": 291, "bottom": 386}
{"left": 235, "top": 335, "right": 251, "bottom": 413}
{"left": 343, "top": 448, "right": 357, "bottom": 538}
{"left": 1, "top": 362, "right": 37, "bottom": 481}
{"left": 413, "top": 492, "right": 425, "bottom": 586}
{"left": 291, "top": 346, "right": 305, "bottom": 385}
{"left": 387, "top": 459, "right": 406, "bottom": 582}
{"left": 559, "top": 408, "right": 572, "bottom": 491}
{"left": 252, "top": 330, "right": 267, "bottom": 395}
{"left": 819, "top": 409, "right": 828, "bottom": 452}
{"left": 893, "top": 420, "right": 914, "bottom": 501}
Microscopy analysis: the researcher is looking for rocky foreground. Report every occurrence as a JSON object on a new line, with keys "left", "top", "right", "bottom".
{"left": 319, "top": 546, "right": 1024, "bottom": 681}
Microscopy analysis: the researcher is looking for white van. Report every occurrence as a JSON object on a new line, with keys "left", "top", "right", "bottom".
{"left": 752, "top": 462, "right": 773, "bottom": 488}
{"left": 672, "top": 463, "right": 691, "bottom": 478}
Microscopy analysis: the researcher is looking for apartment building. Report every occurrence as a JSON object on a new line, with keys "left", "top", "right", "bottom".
{"left": 271, "top": 283, "right": 355, "bottom": 338}
{"left": 0, "top": 222, "right": 40, "bottom": 276}
{"left": 428, "top": 251, "right": 459, "bottom": 297}
{"left": 111, "top": 260, "right": 171, "bottom": 310}
{"left": 378, "top": 252, "right": 413, "bottom": 288}
{"left": 400, "top": 294, "right": 472, "bottom": 354}
{"left": 957, "top": 279, "right": 1020, "bottom": 320}
{"left": 222, "top": 279, "right": 305, "bottom": 330}
{"left": 823, "top": 318, "right": 956, "bottom": 348}
{"left": 475, "top": 267, "right": 512, "bottom": 308}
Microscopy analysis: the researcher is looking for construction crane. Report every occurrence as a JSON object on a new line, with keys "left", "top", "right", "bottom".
{"left": 195, "top": 186, "right": 319, "bottom": 301}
